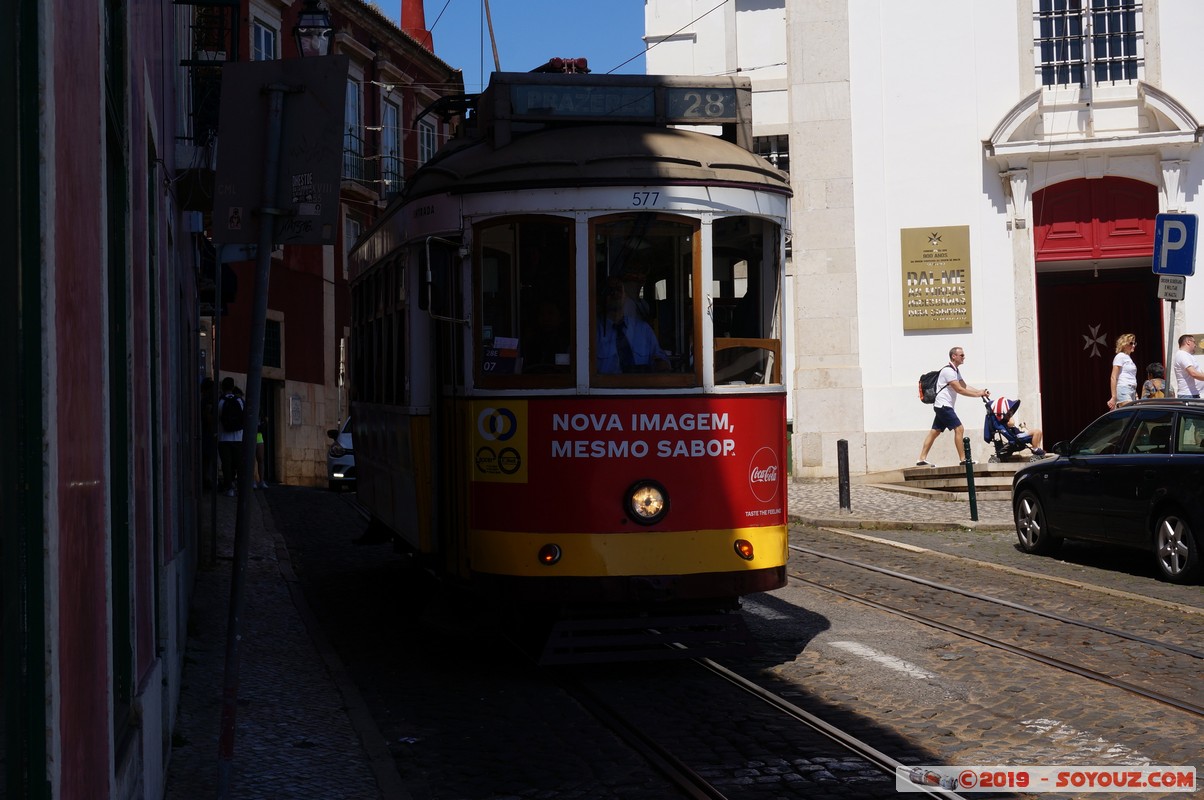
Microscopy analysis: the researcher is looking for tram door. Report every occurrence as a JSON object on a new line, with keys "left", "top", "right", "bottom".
{"left": 424, "top": 240, "right": 472, "bottom": 578}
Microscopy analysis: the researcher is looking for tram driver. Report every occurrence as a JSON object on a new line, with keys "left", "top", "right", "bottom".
{"left": 596, "top": 276, "right": 670, "bottom": 374}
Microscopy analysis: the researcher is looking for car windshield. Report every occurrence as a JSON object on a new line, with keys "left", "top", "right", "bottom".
{"left": 1068, "top": 411, "right": 1131, "bottom": 455}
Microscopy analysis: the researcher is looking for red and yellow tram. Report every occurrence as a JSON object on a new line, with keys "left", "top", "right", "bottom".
{"left": 347, "top": 70, "right": 791, "bottom": 656}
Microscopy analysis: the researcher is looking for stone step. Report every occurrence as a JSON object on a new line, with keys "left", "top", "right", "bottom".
{"left": 899, "top": 459, "right": 1036, "bottom": 496}
{"left": 905, "top": 476, "right": 1014, "bottom": 492}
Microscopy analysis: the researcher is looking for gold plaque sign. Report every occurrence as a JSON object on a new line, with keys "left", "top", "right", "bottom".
{"left": 901, "top": 225, "right": 972, "bottom": 330}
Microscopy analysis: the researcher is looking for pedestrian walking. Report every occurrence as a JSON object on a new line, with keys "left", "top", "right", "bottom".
{"left": 1172, "top": 334, "right": 1204, "bottom": 398}
{"left": 915, "top": 346, "right": 989, "bottom": 467}
{"left": 217, "top": 377, "right": 245, "bottom": 495}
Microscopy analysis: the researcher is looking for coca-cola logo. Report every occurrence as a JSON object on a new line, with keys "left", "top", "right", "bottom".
{"left": 748, "top": 447, "right": 780, "bottom": 503}
{"left": 751, "top": 465, "right": 778, "bottom": 483}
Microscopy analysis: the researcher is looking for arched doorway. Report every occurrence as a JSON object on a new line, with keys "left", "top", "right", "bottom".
{"left": 1034, "top": 177, "right": 1161, "bottom": 444}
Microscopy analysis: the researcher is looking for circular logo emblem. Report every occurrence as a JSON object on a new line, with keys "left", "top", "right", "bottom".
{"left": 477, "top": 407, "right": 517, "bottom": 442}
{"left": 748, "top": 446, "right": 780, "bottom": 503}
{"left": 475, "top": 446, "right": 498, "bottom": 474}
{"left": 497, "top": 447, "right": 521, "bottom": 475}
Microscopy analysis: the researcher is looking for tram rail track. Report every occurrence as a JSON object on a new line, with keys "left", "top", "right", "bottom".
{"left": 791, "top": 543, "right": 1204, "bottom": 661}
{"left": 552, "top": 658, "right": 969, "bottom": 799}
{"left": 813, "top": 525, "right": 1204, "bottom": 618}
{"left": 787, "top": 543, "right": 1204, "bottom": 718}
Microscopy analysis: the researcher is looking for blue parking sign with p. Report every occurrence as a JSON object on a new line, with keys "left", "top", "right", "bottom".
{"left": 1153, "top": 213, "right": 1197, "bottom": 276}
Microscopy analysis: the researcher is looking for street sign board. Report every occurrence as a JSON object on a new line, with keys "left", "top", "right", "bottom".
{"left": 1152, "top": 213, "right": 1198, "bottom": 276}
{"left": 1158, "top": 274, "right": 1186, "bottom": 302}
{"left": 214, "top": 56, "right": 349, "bottom": 246}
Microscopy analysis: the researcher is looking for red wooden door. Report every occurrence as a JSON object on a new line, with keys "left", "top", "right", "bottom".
{"left": 1033, "top": 178, "right": 1161, "bottom": 444}
{"left": 1034, "top": 177, "right": 1156, "bottom": 262}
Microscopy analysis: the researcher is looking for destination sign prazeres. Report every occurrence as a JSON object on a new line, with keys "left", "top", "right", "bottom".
{"left": 477, "top": 72, "right": 754, "bottom": 149}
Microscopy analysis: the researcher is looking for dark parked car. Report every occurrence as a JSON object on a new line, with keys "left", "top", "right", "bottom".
{"left": 326, "top": 416, "right": 354, "bottom": 490}
{"left": 1012, "top": 398, "right": 1202, "bottom": 584}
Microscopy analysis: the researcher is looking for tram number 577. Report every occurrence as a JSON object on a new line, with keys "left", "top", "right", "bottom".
{"left": 632, "top": 191, "right": 660, "bottom": 207}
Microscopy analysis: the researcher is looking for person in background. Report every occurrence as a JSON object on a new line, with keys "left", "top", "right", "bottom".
{"left": 1140, "top": 362, "right": 1166, "bottom": 399}
{"left": 253, "top": 413, "right": 268, "bottom": 489}
{"left": 1172, "top": 334, "right": 1204, "bottom": 398}
{"left": 915, "top": 346, "right": 989, "bottom": 467}
{"left": 217, "top": 377, "right": 245, "bottom": 496}
{"left": 1107, "top": 333, "right": 1138, "bottom": 409}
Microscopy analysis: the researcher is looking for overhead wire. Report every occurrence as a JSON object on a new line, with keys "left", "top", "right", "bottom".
{"left": 607, "top": 0, "right": 730, "bottom": 75}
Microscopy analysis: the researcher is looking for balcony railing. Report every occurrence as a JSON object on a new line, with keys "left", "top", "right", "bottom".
{"left": 343, "top": 130, "right": 404, "bottom": 197}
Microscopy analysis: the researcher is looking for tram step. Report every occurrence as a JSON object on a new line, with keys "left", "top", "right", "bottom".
{"left": 539, "top": 612, "right": 754, "bottom": 665}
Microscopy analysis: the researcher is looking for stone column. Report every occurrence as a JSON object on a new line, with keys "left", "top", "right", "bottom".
{"left": 786, "top": 0, "right": 864, "bottom": 476}
{"left": 1004, "top": 167, "right": 1043, "bottom": 425}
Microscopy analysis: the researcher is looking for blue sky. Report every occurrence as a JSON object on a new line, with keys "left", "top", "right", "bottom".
{"left": 376, "top": 0, "right": 648, "bottom": 92}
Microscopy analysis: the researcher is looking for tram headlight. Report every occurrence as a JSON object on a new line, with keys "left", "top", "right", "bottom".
{"left": 625, "top": 480, "right": 668, "bottom": 525}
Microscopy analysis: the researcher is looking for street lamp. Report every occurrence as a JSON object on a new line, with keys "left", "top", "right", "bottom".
{"left": 294, "top": 0, "right": 334, "bottom": 58}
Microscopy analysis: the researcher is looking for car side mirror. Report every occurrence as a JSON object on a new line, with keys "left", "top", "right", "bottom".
{"left": 326, "top": 429, "right": 338, "bottom": 440}
{"left": 1052, "top": 441, "right": 1068, "bottom": 456}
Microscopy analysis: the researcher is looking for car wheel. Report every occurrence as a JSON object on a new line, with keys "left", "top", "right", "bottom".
{"left": 1014, "top": 488, "right": 1062, "bottom": 555}
{"left": 1153, "top": 511, "right": 1202, "bottom": 584}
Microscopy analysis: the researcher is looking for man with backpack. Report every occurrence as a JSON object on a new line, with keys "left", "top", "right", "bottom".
{"left": 915, "top": 346, "right": 989, "bottom": 467}
{"left": 217, "top": 376, "right": 246, "bottom": 496}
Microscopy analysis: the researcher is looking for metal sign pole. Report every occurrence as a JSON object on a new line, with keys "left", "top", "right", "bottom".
{"left": 1152, "top": 213, "right": 1197, "bottom": 395}
{"left": 1166, "top": 299, "right": 1177, "bottom": 393}
{"left": 217, "top": 80, "right": 291, "bottom": 800}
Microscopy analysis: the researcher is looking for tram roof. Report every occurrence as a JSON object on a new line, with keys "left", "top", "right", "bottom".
{"left": 405, "top": 123, "right": 790, "bottom": 199}
{"left": 401, "top": 72, "right": 790, "bottom": 198}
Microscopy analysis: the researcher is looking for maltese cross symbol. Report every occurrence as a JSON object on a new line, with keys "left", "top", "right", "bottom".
{"left": 1082, "top": 323, "right": 1107, "bottom": 358}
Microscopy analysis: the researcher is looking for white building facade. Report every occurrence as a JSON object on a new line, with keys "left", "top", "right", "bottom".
{"left": 647, "top": 0, "right": 1204, "bottom": 476}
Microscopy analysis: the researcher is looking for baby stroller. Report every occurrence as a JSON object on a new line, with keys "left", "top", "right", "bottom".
{"left": 983, "top": 396, "right": 1041, "bottom": 462}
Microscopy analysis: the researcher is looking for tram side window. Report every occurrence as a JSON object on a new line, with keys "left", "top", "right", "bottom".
{"left": 712, "top": 216, "right": 782, "bottom": 385}
{"left": 350, "top": 256, "right": 407, "bottom": 405}
{"left": 592, "top": 213, "right": 696, "bottom": 383}
{"left": 475, "top": 218, "right": 573, "bottom": 383}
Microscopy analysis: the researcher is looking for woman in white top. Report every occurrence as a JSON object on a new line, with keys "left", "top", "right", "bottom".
{"left": 1107, "top": 332, "right": 1138, "bottom": 409}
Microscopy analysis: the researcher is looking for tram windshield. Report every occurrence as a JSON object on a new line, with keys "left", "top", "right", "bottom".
{"left": 593, "top": 214, "right": 695, "bottom": 382}
{"left": 471, "top": 211, "right": 782, "bottom": 389}
{"left": 710, "top": 215, "right": 783, "bottom": 386}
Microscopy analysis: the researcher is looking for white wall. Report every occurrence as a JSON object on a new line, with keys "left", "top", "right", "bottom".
{"left": 849, "top": 3, "right": 1025, "bottom": 438}
{"left": 651, "top": 0, "right": 1204, "bottom": 474}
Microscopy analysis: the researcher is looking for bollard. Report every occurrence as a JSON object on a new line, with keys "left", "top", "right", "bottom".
{"left": 963, "top": 435, "right": 978, "bottom": 521}
{"left": 837, "top": 439, "right": 851, "bottom": 513}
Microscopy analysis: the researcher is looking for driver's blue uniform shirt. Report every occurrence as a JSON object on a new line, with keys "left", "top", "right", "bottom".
{"left": 596, "top": 315, "right": 666, "bottom": 374}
